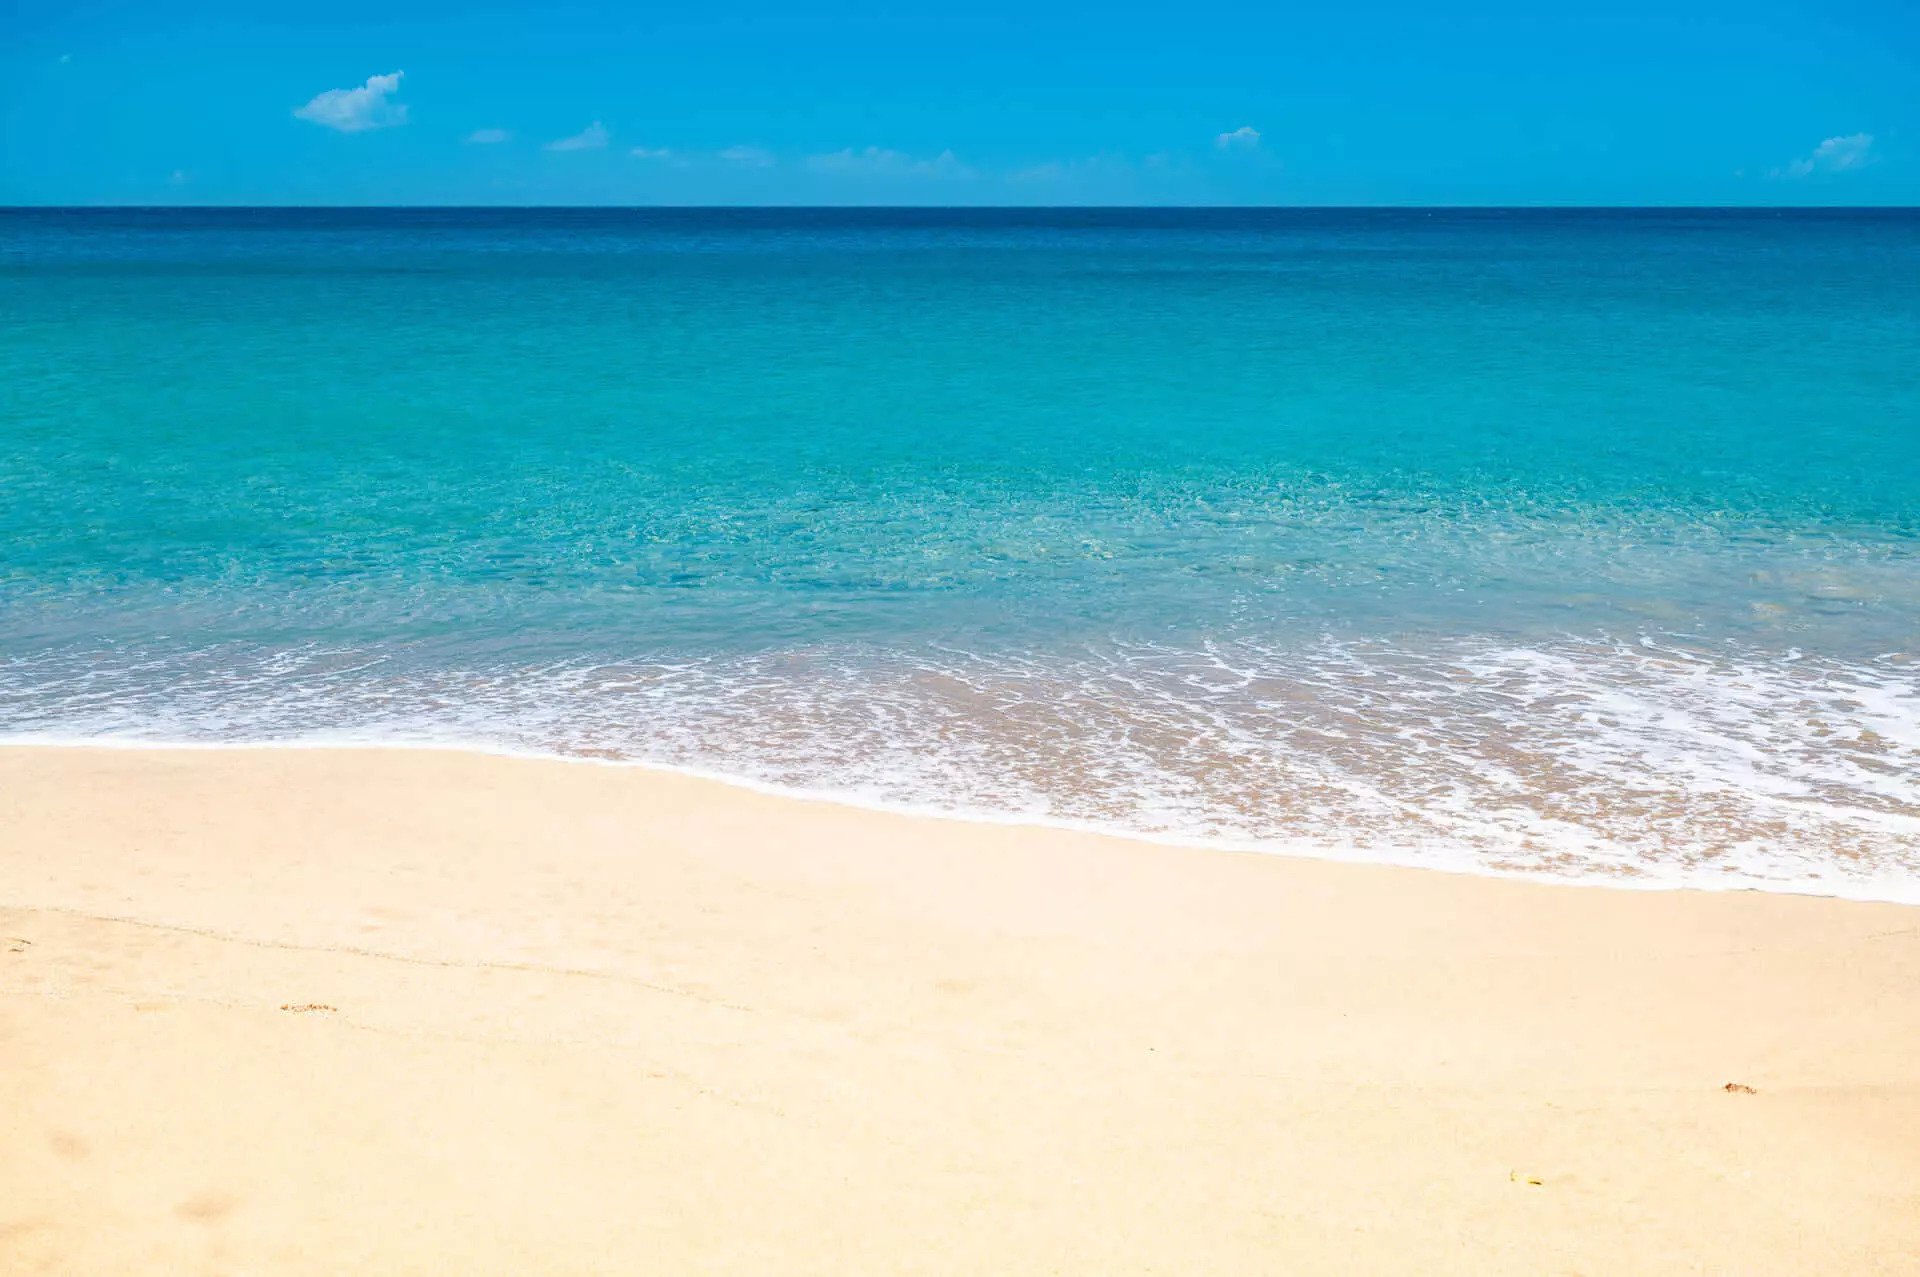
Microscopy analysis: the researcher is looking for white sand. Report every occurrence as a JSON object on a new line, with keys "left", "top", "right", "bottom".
{"left": 3, "top": 745, "right": 1918, "bottom": 1274}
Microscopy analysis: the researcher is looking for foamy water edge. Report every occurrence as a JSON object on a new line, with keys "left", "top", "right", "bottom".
{"left": 8, "top": 731, "right": 1917, "bottom": 907}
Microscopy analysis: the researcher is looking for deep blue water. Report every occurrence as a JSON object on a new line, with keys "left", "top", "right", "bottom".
{"left": 3, "top": 208, "right": 1917, "bottom": 894}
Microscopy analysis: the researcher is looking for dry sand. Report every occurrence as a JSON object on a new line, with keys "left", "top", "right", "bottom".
{"left": 2, "top": 744, "right": 1918, "bottom": 1274}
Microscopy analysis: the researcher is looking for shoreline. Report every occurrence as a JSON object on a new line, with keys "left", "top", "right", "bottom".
{"left": 4, "top": 734, "right": 1917, "bottom": 906}
{"left": 5, "top": 743, "right": 1920, "bottom": 1273}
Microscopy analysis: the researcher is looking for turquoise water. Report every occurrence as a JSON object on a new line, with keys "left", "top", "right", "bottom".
{"left": 4, "top": 208, "right": 1918, "bottom": 894}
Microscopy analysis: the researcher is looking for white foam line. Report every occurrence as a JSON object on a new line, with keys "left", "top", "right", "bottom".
{"left": 5, "top": 730, "right": 1917, "bottom": 908}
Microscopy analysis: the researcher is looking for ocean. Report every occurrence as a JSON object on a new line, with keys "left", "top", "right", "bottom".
{"left": 3, "top": 207, "right": 1917, "bottom": 896}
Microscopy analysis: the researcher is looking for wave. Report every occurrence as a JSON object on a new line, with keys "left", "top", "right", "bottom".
{"left": 4, "top": 633, "right": 1916, "bottom": 901}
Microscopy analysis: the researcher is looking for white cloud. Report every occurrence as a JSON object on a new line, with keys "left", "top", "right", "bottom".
{"left": 546, "top": 121, "right": 609, "bottom": 152}
{"left": 168, "top": 169, "right": 189, "bottom": 186}
{"left": 718, "top": 144, "right": 775, "bottom": 168}
{"left": 57, "top": 53, "right": 72, "bottom": 65}
{"left": 1773, "top": 133, "right": 1874, "bottom": 179}
{"left": 804, "top": 146, "right": 975, "bottom": 179}
{"left": 1216, "top": 125, "right": 1261, "bottom": 151}
{"left": 294, "top": 71, "right": 408, "bottom": 133}
{"left": 465, "top": 128, "right": 512, "bottom": 145}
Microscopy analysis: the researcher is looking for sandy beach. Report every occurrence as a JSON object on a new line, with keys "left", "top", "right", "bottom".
{"left": 2, "top": 744, "right": 1917, "bottom": 1274}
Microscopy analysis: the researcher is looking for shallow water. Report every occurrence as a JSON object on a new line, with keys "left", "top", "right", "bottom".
{"left": 3, "top": 208, "right": 1917, "bottom": 895}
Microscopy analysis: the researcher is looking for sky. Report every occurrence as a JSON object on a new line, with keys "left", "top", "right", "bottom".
{"left": 3, "top": 0, "right": 1916, "bottom": 205}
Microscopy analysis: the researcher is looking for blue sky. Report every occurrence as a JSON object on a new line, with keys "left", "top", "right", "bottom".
{"left": 3, "top": 0, "right": 1916, "bottom": 204}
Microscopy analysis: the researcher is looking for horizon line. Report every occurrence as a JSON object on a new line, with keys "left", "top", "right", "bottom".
{"left": 5, "top": 203, "right": 1919, "bottom": 213}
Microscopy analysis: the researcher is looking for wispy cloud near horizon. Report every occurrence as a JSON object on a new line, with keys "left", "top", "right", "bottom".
{"left": 294, "top": 72, "right": 408, "bottom": 133}
{"left": 632, "top": 147, "right": 695, "bottom": 169}
{"left": 1772, "top": 133, "right": 1874, "bottom": 179}
{"left": 1215, "top": 125, "right": 1261, "bottom": 151}
{"left": 546, "top": 121, "right": 609, "bottom": 152}
{"left": 718, "top": 145, "right": 776, "bottom": 168}
{"left": 465, "top": 128, "right": 512, "bottom": 145}
{"left": 804, "top": 147, "right": 975, "bottom": 179}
